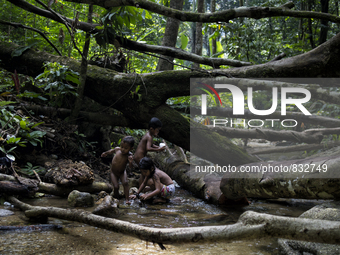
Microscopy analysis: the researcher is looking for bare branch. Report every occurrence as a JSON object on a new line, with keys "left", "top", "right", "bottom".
{"left": 0, "top": 19, "right": 62, "bottom": 56}
{"left": 6, "top": 196, "right": 340, "bottom": 245}
{"left": 6, "top": 0, "right": 251, "bottom": 67}
{"left": 64, "top": 0, "right": 340, "bottom": 24}
{"left": 208, "top": 126, "right": 323, "bottom": 144}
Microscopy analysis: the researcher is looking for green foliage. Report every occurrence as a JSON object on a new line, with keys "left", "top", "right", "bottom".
{"left": 0, "top": 107, "right": 46, "bottom": 147}
{"left": 11, "top": 42, "right": 39, "bottom": 57}
{"left": 130, "top": 85, "right": 142, "bottom": 101}
{"left": 18, "top": 162, "right": 45, "bottom": 176}
{"left": 34, "top": 62, "right": 79, "bottom": 107}
{"left": 73, "top": 131, "right": 98, "bottom": 155}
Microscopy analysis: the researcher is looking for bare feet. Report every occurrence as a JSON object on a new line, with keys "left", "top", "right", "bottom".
{"left": 125, "top": 200, "right": 131, "bottom": 205}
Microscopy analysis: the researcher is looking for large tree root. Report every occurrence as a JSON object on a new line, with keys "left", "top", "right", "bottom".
{"left": 5, "top": 196, "right": 340, "bottom": 246}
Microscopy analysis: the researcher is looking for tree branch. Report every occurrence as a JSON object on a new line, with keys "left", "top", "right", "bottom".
{"left": 0, "top": 19, "right": 62, "bottom": 56}
{"left": 6, "top": 0, "right": 251, "bottom": 68}
{"left": 208, "top": 126, "right": 324, "bottom": 144}
{"left": 19, "top": 104, "right": 130, "bottom": 127}
{"left": 6, "top": 196, "right": 340, "bottom": 245}
{"left": 247, "top": 140, "right": 340, "bottom": 155}
{"left": 65, "top": 0, "right": 340, "bottom": 24}
{"left": 189, "top": 107, "right": 340, "bottom": 128}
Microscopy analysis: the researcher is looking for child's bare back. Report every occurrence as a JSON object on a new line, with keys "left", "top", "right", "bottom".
{"left": 133, "top": 117, "right": 165, "bottom": 164}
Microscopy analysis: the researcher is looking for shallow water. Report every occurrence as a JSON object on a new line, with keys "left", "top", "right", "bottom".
{"left": 0, "top": 186, "right": 327, "bottom": 255}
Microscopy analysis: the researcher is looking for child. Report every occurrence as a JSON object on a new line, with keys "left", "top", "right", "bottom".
{"left": 130, "top": 157, "right": 175, "bottom": 203}
{"left": 133, "top": 117, "right": 165, "bottom": 165}
{"left": 101, "top": 136, "right": 134, "bottom": 204}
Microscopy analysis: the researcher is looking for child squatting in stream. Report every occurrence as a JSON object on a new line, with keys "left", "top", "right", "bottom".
{"left": 130, "top": 157, "right": 175, "bottom": 203}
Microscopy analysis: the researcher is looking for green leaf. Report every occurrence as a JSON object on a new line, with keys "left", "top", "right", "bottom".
{"left": 11, "top": 42, "right": 38, "bottom": 57}
{"left": 216, "top": 41, "right": 223, "bottom": 53}
{"left": 20, "top": 120, "right": 29, "bottom": 130}
{"left": 180, "top": 33, "right": 189, "bottom": 50}
{"left": 0, "top": 101, "right": 16, "bottom": 107}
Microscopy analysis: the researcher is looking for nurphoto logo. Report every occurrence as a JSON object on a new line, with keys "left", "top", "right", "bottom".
{"left": 197, "top": 82, "right": 312, "bottom": 128}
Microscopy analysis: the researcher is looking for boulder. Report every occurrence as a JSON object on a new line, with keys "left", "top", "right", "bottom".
{"left": 92, "top": 195, "right": 119, "bottom": 218}
{"left": 68, "top": 190, "right": 94, "bottom": 207}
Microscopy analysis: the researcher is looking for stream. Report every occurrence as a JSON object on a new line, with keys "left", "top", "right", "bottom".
{"left": 0, "top": 184, "right": 327, "bottom": 255}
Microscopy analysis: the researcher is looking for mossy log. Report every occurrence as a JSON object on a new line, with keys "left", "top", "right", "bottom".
{"left": 6, "top": 196, "right": 340, "bottom": 246}
{"left": 0, "top": 181, "right": 34, "bottom": 197}
{"left": 220, "top": 155, "right": 340, "bottom": 200}
{"left": 0, "top": 173, "right": 112, "bottom": 197}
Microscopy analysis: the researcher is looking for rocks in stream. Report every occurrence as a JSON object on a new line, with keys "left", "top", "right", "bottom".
{"left": 92, "top": 195, "right": 119, "bottom": 218}
{"left": 278, "top": 201, "right": 340, "bottom": 254}
{"left": 67, "top": 190, "right": 94, "bottom": 207}
{"left": 0, "top": 209, "right": 14, "bottom": 217}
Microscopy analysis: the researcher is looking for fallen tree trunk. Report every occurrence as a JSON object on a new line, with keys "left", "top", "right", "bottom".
{"left": 220, "top": 155, "right": 340, "bottom": 200}
{"left": 0, "top": 42, "right": 259, "bottom": 167}
{"left": 6, "top": 196, "right": 340, "bottom": 246}
{"left": 0, "top": 181, "right": 34, "bottom": 196}
{"left": 189, "top": 107, "right": 340, "bottom": 128}
{"left": 38, "top": 182, "right": 112, "bottom": 197}
{"left": 247, "top": 141, "right": 340, "bottom": 155}
{"left": 210, "top": 126, "right": 323, "bottom": 144}
{"left": 20, "top": 104, "right": 130, "bottom": 127}
{"left": 0, "top": 173, "right": 112, "bottom": 197}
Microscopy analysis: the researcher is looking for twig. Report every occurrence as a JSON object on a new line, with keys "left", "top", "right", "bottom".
{"left": 35, "top": 0, "right": 84, "bottom": 59}
{"left": 33, "top": 170, "right": 42, "bottom": 183}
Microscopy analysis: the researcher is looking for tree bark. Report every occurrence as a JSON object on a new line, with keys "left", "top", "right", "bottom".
{"left": 0, "top": 173, "right": 112, "bottom": 197}
{"left": 60, "top": 0, "right": 340, "bottom": 25}
{"left": 319, "top": 0, "right": 330, "bottom": 45}
{"left": 220, "top": 155, "right": 340, "bottom": 200}
{"left": 189, "top": 107, "right": 340, "bottom": 128}
{"left": 156, "top": 0, "right": 184, "bottom": 71}
{"left": 192, "top": 0, "right": 204, "bottom": 69}
{"left": 69, "top": 4, "right": 92, "bottom": 121}
{"left": 6, "top": 196, "right": 340, "bottom": 246}
{"left": 210, "top": 126, "right": 324, "bottom": 144}
{"left": 20, "top": 104, "right": 130, "bottom": 127}
{"left": 0, "top": 181, "right": 34, "bottom": 196}
{"left": 247, "top": 140, "right": 340, "bottom": 155}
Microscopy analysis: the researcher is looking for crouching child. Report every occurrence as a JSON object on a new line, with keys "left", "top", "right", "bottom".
{"left": 130, "top": 157, "right": 175, "bottom": 203}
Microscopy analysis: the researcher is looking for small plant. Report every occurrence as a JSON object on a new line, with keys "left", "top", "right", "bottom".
{"left": 73, "top": 131, "right": 97, "bottom": 155}
{"left": 34, "top": 62, "right": 79, "bottom": 107}
{"left": 0, "top": 107, "right": 46, "bottom": 156}
{"left": 18, "top": 162, "right": 45, "bottom": 176}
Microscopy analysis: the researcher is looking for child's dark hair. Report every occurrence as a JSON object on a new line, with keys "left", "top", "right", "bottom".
{"left": 139, "top": 157, "right": 155, "bottom": 174}
{"left": 122, "top": 136, "right": 135, "bottom": 147}
{"left": 149, "top": 117, "right": 162, "bottom": 129}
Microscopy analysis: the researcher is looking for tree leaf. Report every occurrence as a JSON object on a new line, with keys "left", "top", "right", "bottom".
{"left": 11, "top": 42, "right": 38, "bottom": 57}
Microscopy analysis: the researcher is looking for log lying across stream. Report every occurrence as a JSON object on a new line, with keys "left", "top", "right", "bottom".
{"left": 5, "top": 196, "right": 340, "bottom": 246}
{"left": 0, "top": 173, "right": 112, "bottom": 197}
{"left": 220, "top": 155, "right": 340, "bottom": 200}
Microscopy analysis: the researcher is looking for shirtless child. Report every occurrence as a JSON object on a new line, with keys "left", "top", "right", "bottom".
{"left": 133, "top": 117, "right": 165, "bottom": 165}
{"left": 101, "top": 136, "right": 134, "bottom": 204}
{"left": 130, "top": 157, "right": 175, "bottom": 203}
